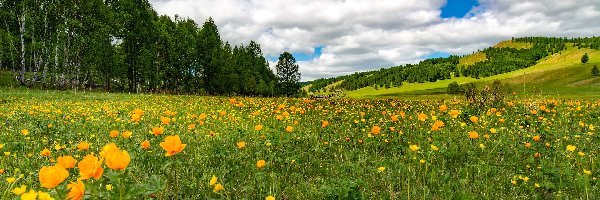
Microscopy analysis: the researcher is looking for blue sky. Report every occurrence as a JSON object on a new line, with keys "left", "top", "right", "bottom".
{"left": 151, "top": 0, "right": 600, "bottom": 81}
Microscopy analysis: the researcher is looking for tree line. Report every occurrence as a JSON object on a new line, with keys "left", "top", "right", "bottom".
{"left": 309, "top": 36, "right": 600, "bottom": 93}
{"left": 0, "top": 0, "right": 301, "bottom": 96}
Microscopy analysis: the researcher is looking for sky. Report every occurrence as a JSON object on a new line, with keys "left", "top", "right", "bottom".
{"left": 149, "top": 0, "right": 600, "bottom": 81}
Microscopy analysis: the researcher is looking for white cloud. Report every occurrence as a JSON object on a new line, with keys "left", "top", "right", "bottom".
{"left": 150, "top": 0, "right": 600, "bottom": 81}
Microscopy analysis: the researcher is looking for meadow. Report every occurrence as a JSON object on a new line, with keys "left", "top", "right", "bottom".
{"left": 0, "top": 88, "right": 598, "bottom": 199}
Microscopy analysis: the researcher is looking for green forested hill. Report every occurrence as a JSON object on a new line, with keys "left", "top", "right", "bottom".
{"left": 307, "top": 37, "right": 600, "bottom": 98}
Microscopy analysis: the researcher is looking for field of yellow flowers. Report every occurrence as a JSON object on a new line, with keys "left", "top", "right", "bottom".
{"left": 0, "top": 89, "right": 598, "bottom": 199}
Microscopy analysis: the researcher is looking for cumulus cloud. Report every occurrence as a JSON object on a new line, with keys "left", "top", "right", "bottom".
{"left": 149, "top": 0, "right": 600, "bottom": 81}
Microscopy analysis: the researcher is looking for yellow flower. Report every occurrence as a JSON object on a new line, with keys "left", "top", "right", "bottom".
{"left": 578, "top": 151, "right": 585, "bottom": 156}
{"left": 255, "top": 125, "right": 263, "bottom": 131}
{"left": 534, "top": 183, "right": 540, "bottom": 188}
{"left": 77, "top": 142, "right": 90, "bottom": 151}
{"left": 377, "top": 166, "right": 385, "bottom": 172}
{"left": 37, "top": 191, "right": 54, "bottom": 200}
{"left": 489, "top": 128, "right": 497, "bottom": 134}
{"left": 121, "top": 131, "right": 133, "bottom": 139}
{"left": 40, "top": 148, "right": 51, "bottom": 157}
{"left": 21, "top": 129, "right": 29, "bottom": 136}
{"left": 417, "top": 113, "right": 428, "bottom": 121}
{"left": 256, "top": 160, "right": 267, "bottom": 169}
{"left": 468, "top": 131, "right": 479, "bottom": 139}
{"left": 469, "top": 116, "right": 478, "bottom": 123}
{"left": 430, "top": 144, "right": 439, "bottom": 151}
{"left": 7, "top": 177, "right": 16, "bottom": 183}
{"left": 20, "top": 190, "right": 37, "bottom": 200}
{"left": 566, "top": 145, "right": 576, "bottom": 152}
{"left": 236, "top": 141, "right": 246, "bottom": 149}
{"left": 213, "top": 183, "right": 224, "bottom": 193}
{"left": 266, "top": 195, "right": 276, "bottom": 200}
{"left": 285, "top": 126, "right": 293, "bottom": 133}
{"left": 409, "top": 145, "right": 419, "bottom": 152}
{"left": 419, "top": 159, "right": 426, "bottom": 164}
{"left": 583, "top": 169, "right": 592, "bottom": 175}
{"left": 106, "top": 184, "right": 113, "bottom": 191}
{"left": 371, "top": 125, "right": 381, "bottom": 134}
{"left": 12, "top": 185, "right": 27, "bottom": 195}
{"left": 210, "top": 175, "right": 218, "bottom": 186}
{"left": 510, "top": 180, "right": 517, "bottom": 185}
{"left": 321, "top": 120, "right": 329, "bottom": 128}
{"left": 109, "top": 130, "right": 119, "bottom": 138}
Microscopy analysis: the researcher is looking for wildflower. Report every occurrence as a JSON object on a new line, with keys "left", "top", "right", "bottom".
{"left": 532, "top": 135, "right": 540, "bottom": 142}
{"left": 39, "top": 165, "right": 69, "bottom": 189}
{"left": 322, "top": 120, "right": 329, "bottom": 128}
{"left": 431, "top": 120, "right": 445, "bottom": 131}
{"left": 285, "top": 126, "right": 293, "bottom": 133}
{"left": 57, "top": 156, "right": 77, "bottom": 169}
{"left": 479, "top": 144, "right": 486, "bottom": 149}
{"left": 417, "top": 113, "right": 428, "bottom": 121}
{"left": 420, "top": 159, "right": 426, "bottom": 164}
{"left": 525, "top": 142, "right": 531, "bottom": 148}
{"left": 535, "top": 183, "right": 540, "bottom": 188}
{"left": 210, "top": 175, "right": 218, "bottom": 186}
{"left": 566, "top": 145, "right": 576, "bottom": 152}
{"left": 450, "top": 110, "right": 460, "bottom": 118}
{"left": 256, "top": 160, "right": 266, "bottom": 169}
{"left": 409, "top": 144, "right": 419, "bottom": 152}
{"left": 236, "top": 141, "right": 246, "bottom": 149}
{"left": 106, "top": 184, "right": 113, "bottom": 191}
{"left": 469, "top": 116, "right": 478, "bottom": 123}
{"left": 266, "top": 195, "right": 276, "bottom": 200}
{"left": 121, "top": 131, "right": 132, "bottom": 139}
{"left": 439, "top": 105, "right": 448, "bottom": 112}
{"left": 160, "top": 116, "right": 171, "bottom": 125}
{"left": 255, "top": 125, "right": 263, "bottom": 131}
{"left": 20, "top": 190, "right": 37, "bottom": 200}
{"left": 105, "top": 149, "right": 130, "bottom": 170}
{"left": 151, "top": 127, "right": 165, "bottom": 136}
{"left": 131, "top": 113, "right": 141, "bottom": 122}
{"left": 468, "top": 131, "right": 479, "bottom": 139}
{"left": 489, "top": 128, "right": 497, "bottom": 134}
{"left": 67, "top": 179, "right": 85, "bottom": 200}
{"left": 109, "top": 130, "right": 119, "bottom": 138}
{"left": 578, "top": 151, "right": 585, "bottom": 156}
{"left": 37, "top": 191, "right": 53, "bottom": 200}
{"left": 77, "top": 142, "right": 90, "bottom": 151}
{"left": 78, "top": 155, "right": 103, "bottom": 180}
{"left": 377, "top": 166, "right": 385, "bottom": 172}
{"left": 430, "top": 144, "right": 439, "bottom": 151}
{"left": 12, "top": 185, "right": 27, "bottom": 195}
{"left": 21, "top": 129, "right": 29, "bottom": 136}
{"left": 140, "top": 140, "right": 151, "bottom": 150}
{"left": 160, "top": 135, "right": 187, "bottom": 156}
{"left": 40, "top": 149, "right": 51, "bottom": 157}
{"left": 213, "top": 183, "right": 224, "bottom": 193}
{"left": 583, "top": 169, "right": 592, "bottom": 175}
{"left": 371, "top": 125, "right": 381, "bottom": 134}
{"left": 100, "top": 143, "right": 119, "bottom": 158}
{"left": 391, "top": 115, "right": 399, "bottom": 122}
{"left": 7, "top": 177, "right": 16, "bottom": 183}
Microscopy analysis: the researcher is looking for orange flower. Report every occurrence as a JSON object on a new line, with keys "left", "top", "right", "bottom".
{"left": 534, "top": 152, "right": 541, "bottom": 158}
{"left": 450, "top": 110, "right": 460, "bottom": 118}
{"left": 213, "top": 183, "right": 224, "bottom": 193}
{"left": 439, "top": 105, "right": 448, "bottom": 112}
{"left": 57, "top": 156, "right": 77, "bottom": 169}
{"left": 256, "top": 160, "right": 266, "bottom": 169}
{"left": 160, "top": 135, "right": 187, "bottom": 156}
{"left": 39, "top": 165, "right": 69, "bottom": 188}
{"left": 105, "top": 149, "right": 130, "bottom": 171}
{"left": 109, "top": 130, "right": 119, "bottom": 138}
{"left": 40, "top": 148, "right": 51, "bottom": 157}
{"left": 391, "top": 115, "right": 399, "bottom": 122}
{"left": 431, "top": 120, "right": 445, "bottom": 131}
{"left": 140, "top": 140, "right": 151, "bottom": 150}
{"left": 236, "top": 141, "right": 246, "bottom": 149}
{"left": 531, "top": 110, "right": 538, "bottom": 115}
{"left": 525, "top": 142, "right": 531, "bottom": 148}
{"left": 321, "top": 120, "right": 330, "bottom": 128}
{"left": 77, "top": 142, "right": 90, "bottom": 151}
{"left": 122, "top": 131, "right": 133, "bottom": 139}
{"left": 78, "top": 155, "right": 103, "bottom": 180}
{"left": 67, "top": 179, "right": 85, "bottom": 200}
{"left": 255, "top": 125, "right": 263, "bottom": 131}
{"left": 100, "top": 143, "right": 119, "bottom": 158}
{"left": 532, "top": 135, "right": 540, "bottom": 142}
{"left": 160, "top": 116, "right": 171, "bottom": 125}
{"left": 151, "top": 126, "right": 165, "bottom": 136}
{"left": 131, "top": 114, "right": 141, "bottom": 122}
{"left": 371, "top": 125, "right": 381, "bottom": 134}
{"left": 199, "top": 113, "right": 207, "bottom": 120}
{"left": 21, "top": 129, "right": 29, "bottom": 135}
{"left": 468, "top": 131, "right": 479, "bottom": 139}
{"left": 133, "top": 108, "right": 144, "bottom": 116}
{"left": 417, "top": 113, "right": 428, "bottom": 121}
{"left": 469, "top": 116, "right": 478, "bottom": 123}
{"left": 285, "top": 126, "right": 293, "bottom": 133}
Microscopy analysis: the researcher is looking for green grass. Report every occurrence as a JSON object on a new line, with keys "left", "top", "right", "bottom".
{"left": 459, "top": 52, "right": 487, "bottom": 66}
{"left": 345, "top": 45, "right": 600, "bottom": 98}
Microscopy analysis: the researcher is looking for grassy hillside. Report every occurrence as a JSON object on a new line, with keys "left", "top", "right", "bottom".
{"left": 345, "top": 45, "right": 600, "bottom": 98}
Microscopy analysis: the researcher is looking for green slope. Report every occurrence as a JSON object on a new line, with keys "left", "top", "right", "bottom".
{"left": 345, "top": 45, "right": 600, "bottom": 98}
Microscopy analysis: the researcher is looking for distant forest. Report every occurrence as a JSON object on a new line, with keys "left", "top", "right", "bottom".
{"left": 0, "top": 0, "right": 302, "bottom": 96}
{"left": 309, "top": 37, "right": 600, "bottom": 93}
